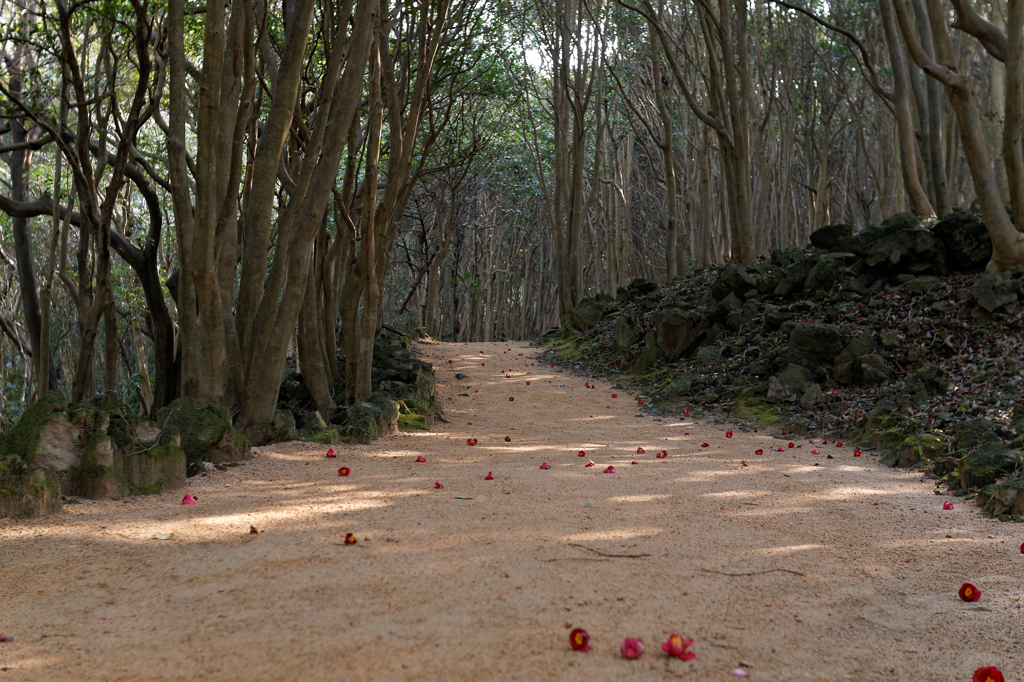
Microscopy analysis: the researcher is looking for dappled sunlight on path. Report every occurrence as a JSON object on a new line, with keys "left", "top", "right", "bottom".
{"left": 1, "top": 341, "right": 1021, "bottom": 681}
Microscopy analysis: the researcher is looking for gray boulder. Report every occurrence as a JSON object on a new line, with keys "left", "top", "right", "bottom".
{"left": 778, "top": 363, "right": 817, "bottom": 398}
{"left": 653, "top": 309, "right": 708, "bottom": 361}
{"left": 809, "top": 223, "right": 853, "bottom": 252}
{"left": 932, "top": 210, "right": 991, "bottom": 272}
{"left": 710, "top": 264, "right": 758, "bottom": 302}
{"left": 971, "top": 272, "right": 1021, "bottom": 315}
{"left": 787, "top": 323, "right": 844, "bottom": 369}
{"left": 852, "top": 355, "right": 892, "bottom": 388}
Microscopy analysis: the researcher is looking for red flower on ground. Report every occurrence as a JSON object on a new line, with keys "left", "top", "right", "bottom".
{"left": 181, "top": 494, "right": 196, "bottom": 505}
{"left": 661, "top": 634, "right": 695, "bottom": 661}
{"left": 569, "top": 628, "right": 591, "bottom": 652}
{"left": 338, "top": 467, "right": 350, "bottom": 477}
{"left": 973, "top": 667, "right": 1005, "bottom": 682}
{"left": 726, "top": 431, "right": 733, "bottom": 438}
{"left": 1020, "top": 542, "right": 1024, "bottom": 554}
{"left": 742, "top": 461, "right": 749, "bottom": 467}
{"left": 415, "top": 455, "right": 426, "bottom": 462}
{"left": 540, "top": 462, "right": 550, "bottom": 469}
{"left": 836, "top": 441, "right": 843, "bottom": 447}
{"left": 447, "top": 360, "right": 453, "bottom": 363}
{"left": 755, "top": 449, "right": 764, "bottom": 455}
{"left": 505, "top": 436, "right": 511, "bottom": 442}
{"left": 788, "top": 442, "right": 795, "bottom": 448}
{"left": 526, "top": 381, "right": 531, "bottom": 385}
{"left": 657, "top": 450, "right": 668, "bottom": 459}
{"left": 777, "top": 447, "right": 785, "bottom": 452}
{"left": 604, "top": 465, "right": 616, "bottom": 473}
{"left": 249, "top": 526, "right": 258, "bottom": 534}
{"left": 585, "top": 460, "right": 596, "bottom": 467}
{"left": 484, "top": 472, "right": 494, "bottom": 480}
{"left": 631, "top": 460, "right": 639, "bottom": 465}
{"left": 612, "top": 393, "right": 618, "bottom": 398}
{"left": 509, "top": 396, "right": 514, "bottom": 401}
{"left": 701, "top": 443, "right": 710, "bottom": 448}
{"left": 959, "top": 582, "right": 981, "bottom": 602}
{"left": 620, "top": 637, "right": 644, "bottom": 659}
{"left": 943, "top": 501, "right": 954, "bottom": 510}
{"left": 854, "top": 449, "right": 862, "bottom": 457}
{"left": 638, "top": 399, "right": 644, "bottom": 404}
{"left": 326, "top": 448, "right": 336, "bottom": 458}
{"left": 585, "top": 382, "right": 590, "bottom": 388}
{"left": 637, "top": 447, "right": 645, "bottom": 454}
{"left": 344, "top": 533, "right": 357, "bottom": 545}
{"left": 811, "top": 449, "right": 820, "bottom": 454}
{"left": 578, "top": 450, "right": 586, "bottom": 457}
{"left": 434, "top": 481, "right": 444, "bottom": 489}
{"left": 467, "top": 438, "right": 478, "bottom": 445}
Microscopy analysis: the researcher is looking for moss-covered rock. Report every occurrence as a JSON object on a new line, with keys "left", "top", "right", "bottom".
{"left": 0, "top": 469, "right": 62, "bottom": 519}
{"left": 897, "top": 433, "right": 947, "bottom": 468}
{"left": 398, "top": 413, "right": 429, "bottom": 431}
{"left": 122, "top": 444, "right": 187, "bottom": 495}
{"left": 959, "top": 444, "right": 1024, "bottom": 490}
{"left": 156, "top": 397, "right": 250, "bottom": 476}
{"left": 982, "top": 476, "right": 1024, "bottom": 516}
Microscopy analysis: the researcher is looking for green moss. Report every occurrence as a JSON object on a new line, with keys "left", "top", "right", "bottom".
{"left": 398, "top": 413, "right": 428, "bottom": 431}
{"left": 626, "top": 344, "right": 657, "bottom": 375}
{"left": 734, "top": 400, "right": 782, "bottom": 426}
{"left": 0, "top": 391, "right": 67, "bottom": 467}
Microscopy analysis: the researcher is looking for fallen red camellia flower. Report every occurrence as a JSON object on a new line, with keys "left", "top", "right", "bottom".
{"left": 959, "top": 582, "right": 981, "bottom": 602}
{"left": 604, "top": 465, "right": 615, "bottom": 473}
{"left": 505, "top": 436, "right": 511, "bottom": 442}
{"left": 338, "top": 467, "right": 350, "bottom": 477}
{"left": 447, "top": 360, "right": 453, "bottom": 363}
{"left": 637, "top": 447, "right": 645, "bottom": 454}
{"left": 973, "top": 666, "right": 1005, "bottom": 682}
{"left": 578, "top": 450, "right": 586, "bottom": 457}
{"left": 526, "top": 381, "right": 530, "bottom": 385}
{"left": 415, "top": 455, "right": 426, "bottom": 462}
{"left": 540, "top": 462, "right": 550, "bottom": 469}
{"left": 509, "top": 396, "right": 514, "bottom": 401}
{"left": 0, "top": 635, "right": 13, "bottom": 642}
{"left": 620, "top": 637, "right": 644, "bottom": 659}
{"left": 569, "top": 628, "right": 591, "bottom": 652}
{"left": 661, "top": 634, "right": 695, "bottom": 661}
{"left": 755, "top": 449, "right": 764, "bottom": 455}
{"left": 701, "top": 442, "right": 709, "bottom": 448}
{"left": 631, "top": 460, "right": 639, "bottom": 465}
{"left": 943, "top": 501, "right": 954, "bottom": 510}
{"left": 726, "top": 431, "right": 733, "bottom": 438}
{"left": 777, "top": 447, "right": 785, "bottom": 452}
{"left": 1020, "top": 542, "right": 1024, "bottom": 554}
{"left": 434, "top": 481, "right": 444, "bottom": 489}
{"left": 741, "top": 461, "right": 748, "bottom": 467}
{"left": 788, "top": 442, "right": 795, "bottom": 448}
{"left": 836, "top": 441, "right": 843, "bottom": 447}
{"left": 811, "top": 449, "right": 820, "bottom": 454}
{"left": 326, "top": 448, "right": 336, "bottom": 458}
{"left": 854, "top": 449, "right": 862, "bottom": 457}
{"left": 638, "top": 399, "right": 644, "bottom": 404}
{"left": 657, "top": 450, "right": 668, "bottom": 459}
{"left": 249, "top": 526, "right": 259, "bottom": 534}
{"left": 467, "top": 438, "right": 478, "bottom": 445}
{"left": 612, "top": 393, "right": 618, "bottom": 398}
{"left": 344, "top": 533, "right": 357, "bottom": 545}
{"left": 181, "top": 494, "right": 196, "bottom": 505}
{"left": 585, "top": 382, "right": 590, "bottom": 388}
{"left": 485, "top": 472, "right": 494, "bottom": 480}
{"left": 585, "top": 460, "right": 596, "bottom": 467}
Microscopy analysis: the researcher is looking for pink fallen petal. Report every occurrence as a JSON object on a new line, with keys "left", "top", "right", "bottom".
{"left": 620, "top": 637, "right": 644, "bottom": 659}
{"left": 603, "top": 466, "right": 615, "bottom": 474}
{"left": 631, "top": 460, "right": 639, "bottom": 465}
{"left": 731, "top": 669, "right": 749, "bottom": 677}
{"left": 540, "top": 462, "right": 550, "bottom": 469}
{"left": 777, "top": 447, "right": 785, "bottom": 452}
{"left": 943, "top": 501, "right": 954, "bottom": 510}
{"left": 434, "top": 481, "right": 444, "bottom": 489}
{"left": 415, "top": 455, "right": 426, "bottom": 462}
{"left": 485, "top": 472, "right": 494, "bottom": 480}
{"left": 811, "top": 449, "right": 820, "bottom": 454}
{"left": 181, "top": 494, "right": 196, "bottom": 505}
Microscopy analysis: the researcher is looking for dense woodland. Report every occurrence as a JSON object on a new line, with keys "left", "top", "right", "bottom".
{"left": 2, "top": 0, "right": 1024, "bottom": 434}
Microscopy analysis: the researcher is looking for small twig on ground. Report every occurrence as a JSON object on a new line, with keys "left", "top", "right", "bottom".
{"left": 569, "top": 543, "right": 650, "bottom": 558}
{"left": 543, "top": 557, "right": 611, "bottom": 562}
{"left": 700, "top": 567, "right": 805, "bottom": 577}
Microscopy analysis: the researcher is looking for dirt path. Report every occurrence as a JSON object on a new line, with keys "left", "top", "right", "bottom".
{"left": 1, "top": 341, "right": 1021, "bottom": 681}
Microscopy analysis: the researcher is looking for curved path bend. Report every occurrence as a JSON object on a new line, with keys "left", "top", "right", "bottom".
{"left": 1, "top": 341, "right": 1021, "bottom": 680}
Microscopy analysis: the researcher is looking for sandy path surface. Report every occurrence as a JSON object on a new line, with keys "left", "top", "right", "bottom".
{"left": 1, "top": 340, "right": 1021, "bottom": 681}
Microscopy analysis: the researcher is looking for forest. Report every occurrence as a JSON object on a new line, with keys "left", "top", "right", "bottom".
{"left": 2, "top": 0, "right": 1024, "bottom": 434}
